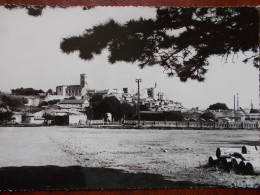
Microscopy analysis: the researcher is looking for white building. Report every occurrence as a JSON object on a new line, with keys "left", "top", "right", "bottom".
{"left": 12, "top": 112, "right": 23, "bottom": 123}
{"left": 25, "top": 110, "right": 45, "bottom": 124}
{"left": 58, "top": 98, "right": 89, "bottom": 112}
{"left": 53, "top": 110, "right": 87, "bottom": 125}
{"left": 241, "top": 113, "right": 260, "bottom": 121}
{"left": 24, "top": 96, "right": 40, "bottom": 106}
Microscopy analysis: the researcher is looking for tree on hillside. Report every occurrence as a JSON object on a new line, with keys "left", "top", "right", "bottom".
{"left": 200, "top": 112, "right": 215, "bottom": 121}
{"left": 11, "top": 88, "right": 45, "bottom": 96}
{"left": 60, "top": 7, "right": 258, "bottom": 82}
{"left": 250, "top": 108, "right": 259, "bottom": 113}
{"left": 99, "top": 97, "right": 122, "bottom": 119}
{"left": 46, "top": 89, "right": 53, "bottom": 94}
{"left": 1, "top": 95, "right": 27, "bottom": 109}
{"left": 208, "top": 103, "right": 229, "bottom": 110}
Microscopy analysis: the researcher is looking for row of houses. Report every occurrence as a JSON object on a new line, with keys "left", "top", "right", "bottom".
{"left": 4, "top": 73, "right": 259, "bottom": 126}
{"left": 12, "top": 109, "right": 87, "bottom": 126}
{"left": 182, "top": 107, "right": 260, "bottom": 123}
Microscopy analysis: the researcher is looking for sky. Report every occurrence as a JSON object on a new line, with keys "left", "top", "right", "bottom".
{"left": 0, "top": 6, "right": 259, "bottom": 109}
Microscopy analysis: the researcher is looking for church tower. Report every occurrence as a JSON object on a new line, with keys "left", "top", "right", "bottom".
{"left": 80, "top": 74, "right": 88, "bottom": 88}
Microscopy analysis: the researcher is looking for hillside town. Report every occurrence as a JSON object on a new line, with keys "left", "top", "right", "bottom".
{"left": 0, "top": 73, "right": 259, "bottom": 128}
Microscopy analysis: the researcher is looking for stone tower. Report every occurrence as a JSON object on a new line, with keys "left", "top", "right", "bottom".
{"left": 80, "top": 74, "right": 88, "bottom": 88}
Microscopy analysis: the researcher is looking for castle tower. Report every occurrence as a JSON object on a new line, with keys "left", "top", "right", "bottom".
{"left": 80, "top": 74, "right": 88, "bottom": 88}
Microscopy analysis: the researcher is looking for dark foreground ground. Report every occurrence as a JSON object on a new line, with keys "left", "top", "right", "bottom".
{"left": 0, "top": 127, "right": 259, "bottom": 189}
{"left": 0, "top": 166, "right": 214, "bottom": 191}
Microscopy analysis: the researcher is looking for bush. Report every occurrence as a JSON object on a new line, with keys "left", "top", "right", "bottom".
{"left": 0, "top": 111, "right": 14, "bottom": 122}
{"left": 1, "top": 95, "right": 25, "bottom": 108}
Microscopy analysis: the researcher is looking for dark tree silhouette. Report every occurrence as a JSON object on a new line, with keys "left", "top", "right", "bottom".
{"left": 250, "top": 108, "right": 259, "bottom": 113}
{"left": 46, "top": 89, "right": 53, "bottom": 94}
{"left": 11, "top": 88, "right": 45, "bottom": 95}
{"left": 0, "top": 111, "right": 14, "bottom": 122}
{"left": 1, "top": 95, "right": 27, "bottom": 108}
{"left": 87, "top": 96, "right": 135, "bottom": 120}
{"left": 3, "top": 5, "right": 45, "bottom": 17}
{"left": 140, "top": 104, "right": 150, "bottom": 111}
{"left": 2, "top": 5, "right": 92, "bottom": 17}
{"left": 85, "top": 106, "right": 94, "bottom": 119}
{"left": 99, "top": 97, "right": 122, "bottom": 119}
{"left": 117, "top": 102, "right": 136, "bottom": 119}
{"left": 208, "top": 103, "right": 229, "bottom": 110}
{"left": 60, "top": 7, "right": 259, "bottom": 82}
{"left": 200, "top": 112, "right": 215, "bottom": 121}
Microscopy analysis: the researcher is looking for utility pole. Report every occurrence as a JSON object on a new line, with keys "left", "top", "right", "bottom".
{"left": 237, "top": 93, "right": 239, "bottom": 122}
{"left": 234, "top": 95, "right": 236, "bottom": 122}
{"left": 135, "top": 78, "right": 142, "bottom": 127}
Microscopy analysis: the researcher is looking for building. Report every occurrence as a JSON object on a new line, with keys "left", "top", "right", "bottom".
{"left": 103, "top": 91, "right": 124, "bottom": 102}
{"left": 24, "top": 96, "right": 40, "bottom": 106}
{"left": 53, "top": 110, "right": 87, "bottom": 126}
{"left": 94, "top": 90, "right": 109, "bottom": 97}
{"left": 43, "top": 94, "right": 66, "bottom": 102}
{"left": 12, "top": 112, "right": 23, "bottom": 123}
{"left": 56, "top": 74, "right": 88, "bottom": 98}
{"left": 90, "top": 90, "right": 110, "bottom": 102}
{"left": 58, "top": 98, "right": 89, "bottom": 112}
{"left": 24, "top": 110, "right": 45, "bottom": 124}
{"left": 181, "top": 107, "right": 204, "bottom": 121}
{"left": 210, "top": 109, "right": 242, "bottom": 122}
{"left": 147, "top": 83, "right": 163, "bottom": 100}
{"left": 241, "top": 113, "right": 260, "bottom": 122}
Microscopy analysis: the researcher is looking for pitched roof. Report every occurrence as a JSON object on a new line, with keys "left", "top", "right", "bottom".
{"left": 95, "top": 90, "right": 109, "bottom": 94}
{"left": 59, "top": 99, "right": 88, "bottom": 104}
{"left": 66, "top": 85, "right": 82, "bottom": 88}
{"left": 51, "top": 109, "right": 85, "bottom": 115}
{"left": 56, "top": 85, "right": 83, "bottom": 88}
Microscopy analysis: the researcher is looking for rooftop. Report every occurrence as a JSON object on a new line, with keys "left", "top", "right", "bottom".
{"left": 95, "top": 90, "right": 109, "bottom": 94}
{"left": 59, "top": 99, "right": 88, "bottom": 104}
{"left": 66, "top": 85, "right": 82, "bottom": 88}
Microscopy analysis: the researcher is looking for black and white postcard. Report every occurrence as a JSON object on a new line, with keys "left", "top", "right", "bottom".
{"left": 0, "top": 5, "right": 259, "bottom": 190}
